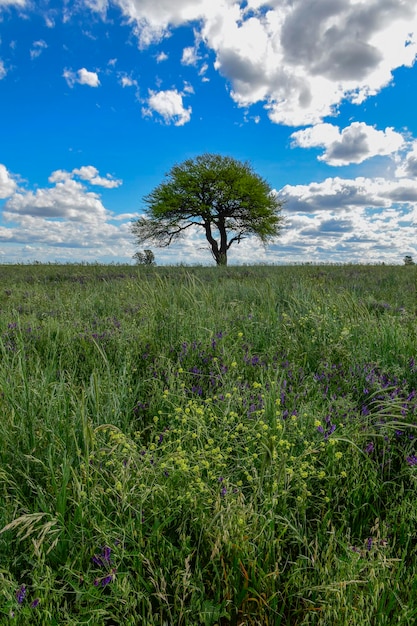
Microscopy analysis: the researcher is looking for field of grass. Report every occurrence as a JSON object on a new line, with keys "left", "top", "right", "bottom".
{"left": 1, "top": 263, "right": 417, "bottom": 625}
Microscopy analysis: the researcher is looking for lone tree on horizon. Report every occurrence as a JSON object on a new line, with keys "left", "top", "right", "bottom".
{"left": 131, "top": 153, "right": 284, "bottom": 266}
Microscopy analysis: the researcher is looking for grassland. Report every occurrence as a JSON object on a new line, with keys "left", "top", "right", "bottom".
{"left": 1, "top": 263, "right": 417, "bottom": 625}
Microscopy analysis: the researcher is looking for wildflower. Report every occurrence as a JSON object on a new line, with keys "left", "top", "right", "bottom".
{"left": 366, "top": 537, "right": 373, "bottom": 551}
{"left": 406, "top": 454, "right": 417, "bottom": 466}
{"left": 31, "top": 599, "right": 40, "bottom": 608}
{"left": 92, "top": 546, "right": 112, "bottom": 568}
{"left": 16, "top": 585, "right": 26, "bottom": 604}
{"left": 101, "top": 571, "right": 116, "bottom": 587}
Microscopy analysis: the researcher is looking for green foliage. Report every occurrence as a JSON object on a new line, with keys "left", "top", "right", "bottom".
{"left": 133, "top": 249, "right": 156, "bottom": 265}
{"left": 131, "top": 153, "right": 284, "bottom": 265}
{"left": 1, "top": 263, "right": 417, "bottom": 624}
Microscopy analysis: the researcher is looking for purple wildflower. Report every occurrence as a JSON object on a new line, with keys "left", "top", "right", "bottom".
{"left": 100, "top": 571, "right": 115, "bottom": 587}
{"left": 366, "top": 537, "right": 373, "bottom": 551}
{"left": 324, "top": 423, "right": 336, "bottom": 440}
{"left": 92, "top": 546, "right": 112, "bottom": 568}
{"left": 16, "top": 585, "right": 26, "bottom": 604}
{"left": 220, "top": 487, "right": 227, "bottom": 497}
{"left": 406, "top": 454, "right": 417, "bottom": 466}
{"left": 365, "top": 442, "right": 374, "bottom": 454}
{"left": 30, "top": 599, "right": 40, "bottom": 609}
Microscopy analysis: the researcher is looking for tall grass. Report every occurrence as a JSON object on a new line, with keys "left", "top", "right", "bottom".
{"left": 1, "top": 264, "right": 417, "bottom": 624}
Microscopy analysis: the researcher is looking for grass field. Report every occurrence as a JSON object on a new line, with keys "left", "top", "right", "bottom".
{"left": 1, "top": 263, "right": 417, "bottom": 625}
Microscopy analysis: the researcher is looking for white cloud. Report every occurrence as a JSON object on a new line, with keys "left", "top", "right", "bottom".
{"left": 0, "top": 0, "right": 26, "bottom": 6}
{"left": 280, "top": 175, "right": 417, "bottom": 214}
{"left": 44, "top": 14, "right": 55, "bottom": 28}
{"left": 396, "top": 141, "right": 417, "bottom": 178}
{"left": 5, "top": 179, "right": 110, "bottom": 223}
{"left": 94, "top": 0, "right": 210, "bottom": 48}
{"left": 0, "top": 165, "right": 134, "bottom": 262}
{"left": 85, "top": 0, "right": 417, "bottom": 126}
{"left": 182, "top": 46, "right": 199, "bottom": 66}
{"left": 270, "top": 174, "right": 417, "bottom": 264}
{"left": 63, "top": 67, "right": 100, "bottom": 87}
{"left": 0, "top": 214, "right": 134, "bottom": 260}
{"left": 48, "top": 166, "right": 122, "bottom": 188}
{"left": 72, "top": 166, "right": 122, "bottom": 188}
{"left": 143, "top": 88, "right": 192, "bottom": 125}
{"left": 120, "top": 74, "right": 137, "bottom": 88}
{"left": 0, "top": 164, "right": 17, "bottom": 198}
{"left": 83, "top": 0, "right": 108, "bottom": 13}
{"left": 4, "top": 166, "right": 122, "bottom": 223}
{"left": 291, "top": 122, "right": 405, "bottom": 165}
{"left": 0, "top": 59, "right": 6, "bottom": 79}
{"left": 30, "top": 40, "right": 47, "bottom": 60}
{"left": 156, "top": 51, "right": 168, "bottom": 63}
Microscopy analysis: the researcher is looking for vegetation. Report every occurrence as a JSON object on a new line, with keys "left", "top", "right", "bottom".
{"left": 1, "top": 263, "right": 417, "bottom": 625}
{"left": 133, "top": 249, "right": 156, "bottom": 266}
{"left": 131, "top": 154, "right": 284, "bottom": 266}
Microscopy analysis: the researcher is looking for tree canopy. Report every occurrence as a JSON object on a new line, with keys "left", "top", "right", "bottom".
{"left": 131, "top": 153, "right": 284, "bottom": 266}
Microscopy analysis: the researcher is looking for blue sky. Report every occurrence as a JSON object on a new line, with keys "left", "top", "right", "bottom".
{"left": 1, "top": 0, "right": 417, "bottom": 265}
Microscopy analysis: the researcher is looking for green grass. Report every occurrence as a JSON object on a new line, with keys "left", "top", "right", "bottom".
{"left": 1, "top": 263, "right": 417, "bottom": 624}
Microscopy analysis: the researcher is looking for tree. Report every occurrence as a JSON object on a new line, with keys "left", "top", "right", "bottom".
{"left": 404, "top": 255, "right": 415, "bottom": 266}
{"left": 131, "top": 153, "right": 284, "bottom": 266}
{"left": 133, "top": 249, "right": 156, "bottom": 265}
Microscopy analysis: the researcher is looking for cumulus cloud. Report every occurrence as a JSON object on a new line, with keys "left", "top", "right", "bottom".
{"left": 0, "top": 213, "right": 134, "bottom": 261}
{"left": 156, "top": 51, "right": 168, "bottom": 63}
{"left": 291, "top": 122, "right": 405, "bottom": 165}
{"left": 0, "top": 165, "right": 134, "bottom": 262}
{"left": 84, "top": 0, "right": 417, "bottom": 126}
{"left": 63, "top": 67, "right": 100, "bottom": 87}
{"left": 272, "top": 173, "right": 417, "bottom": 264}
{"left": 4, "top": 165, "right": 122, "bottom": 224}
{"left": 89, "top": 0, "right": 209, "bottom": 48}
{"left": 280, "top": 175, "right": 417, "bottom": 214}
{"left": 143, "top": 88, "right": 192, "bottom": 125}
{"left": 182, "top": 45, "right": 200, "bottom": 66}
{"left": 49, "top": 166, "right": 122, "bottom": 188}
{"left": 0, "top": 163, "right": 17, "bottom": 198}
{"left": 119, "top": 74, "right": 137, "bottom": 88}
{"left": 0, "top": 59, "right": 6, "bottom": 80}
{"left": 5, "top": 179, "right": 110, "bottom": 223}
{"left": 396, "top": 141, "right": 417, "bottom": 178}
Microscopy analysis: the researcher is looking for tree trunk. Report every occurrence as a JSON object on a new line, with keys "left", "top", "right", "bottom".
{"left": 216, "top": 251, "right": 227, "bottom": 266}
{"left": 217, "top": 218, "right": 228, "bottom": 266}
{"left": 204, "top": 220, "right": 228, "bottom": 266}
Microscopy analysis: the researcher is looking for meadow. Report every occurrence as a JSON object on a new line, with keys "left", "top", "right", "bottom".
{"left": 1, "top": 263, "right": 417, "bottom": 625}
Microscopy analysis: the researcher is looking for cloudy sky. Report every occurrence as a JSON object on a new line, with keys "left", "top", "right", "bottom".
{"left": 1, "top": 0, "right": 417, "bottom": 265}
